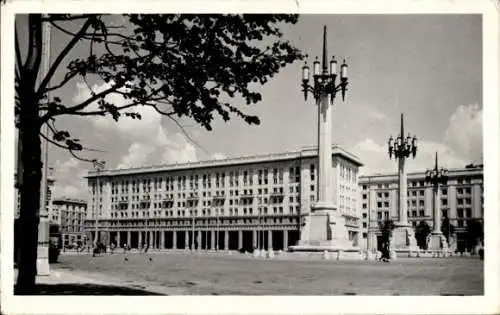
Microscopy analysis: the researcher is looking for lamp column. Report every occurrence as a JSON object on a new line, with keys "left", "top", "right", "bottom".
{"left": 425, "top": 152, "right": 449, "bottom": 256}
{"left": 291, "top": 25, "right": 357, "bottom": 252}
{"left": 387, "top": 114, "right": 418, "bottom": 253}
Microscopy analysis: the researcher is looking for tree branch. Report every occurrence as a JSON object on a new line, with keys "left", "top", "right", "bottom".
{"left": 166, "top": 114, "right": 209, "bottom": 155}
{"left": 45, "top": 71, "right": 79, "bottom": 92}
{"left": 42, "top": 14, "right": 97, "bottom": 22}
{"left": 15, "top": 24, "right": 24, "bottom": 74}
{"left": 36, "top": 17, "right": 95, "bottom": 99}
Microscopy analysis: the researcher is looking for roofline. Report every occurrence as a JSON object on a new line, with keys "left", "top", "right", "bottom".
{"left": 86, "top": 145, "right": 363, "bottom": 179}
{"left": 359, "top": 167, "right": 484, "bottom": 182}
{"left": 52, "top": 197, "right": 88, "bottom": 205}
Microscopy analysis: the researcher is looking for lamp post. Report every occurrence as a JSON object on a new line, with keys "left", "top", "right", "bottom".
{"left": 92, "top": 160, "right": 105, "bottom": 246}
{"left": 387, "top": 114, "right": 418, "bottom": 251}
{"left": 425, "top": 152, "right": 449, "bottom": 255}
{"left": 298, "top": 25, "right": 349, "bottom": 246}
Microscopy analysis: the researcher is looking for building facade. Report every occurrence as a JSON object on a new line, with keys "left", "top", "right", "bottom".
{"left": 85, "top": 146, "right": 363, "bottom": 251}
{"left": 51, "top": 197, "right": 88, "bottom": 248}
{"left": 358, "top": 164, "right": 484, "bottom": 252}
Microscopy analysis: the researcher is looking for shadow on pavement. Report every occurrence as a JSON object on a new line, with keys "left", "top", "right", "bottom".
{"left": 14, "top": 283, "right": 165, "bottom": 295}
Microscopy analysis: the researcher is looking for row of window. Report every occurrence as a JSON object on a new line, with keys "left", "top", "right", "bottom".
{"left": 101, "top": 216, "right": 300, "bottom": 227}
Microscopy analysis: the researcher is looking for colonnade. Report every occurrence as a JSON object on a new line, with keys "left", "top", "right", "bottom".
{"left": 93, "top": 229, "right": 300, "bottom": 252}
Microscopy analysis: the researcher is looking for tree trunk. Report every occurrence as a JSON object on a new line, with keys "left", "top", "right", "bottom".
{"left": 15, "top": 14, "right": 43, "bottom": 295}
{"left": 15, "top": 97, "right": 43, "bottom": 295}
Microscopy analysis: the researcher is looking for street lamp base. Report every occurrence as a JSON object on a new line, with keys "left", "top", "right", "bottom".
{"left": 427, "top": 231, "right": 448, "bottom": 252}
{"left": 293, "top": 202, "right": 359, "bottom": 252}
{"left": 390, "top": 225, "right": 418, "bottom": 251}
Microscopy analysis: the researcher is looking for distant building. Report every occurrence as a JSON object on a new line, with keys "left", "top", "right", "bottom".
{"left": 358, "top": 165, "right": 484, "bottom": 252}
{"left": 84, "top": 146, "right": 363, "bottom": 251}
{"left": 52, "top": 197, "right": 88, "bottom": 247}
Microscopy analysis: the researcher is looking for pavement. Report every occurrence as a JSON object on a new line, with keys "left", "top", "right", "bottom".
{"left": 13, "top": 267, "right": 181, "bottom": 295}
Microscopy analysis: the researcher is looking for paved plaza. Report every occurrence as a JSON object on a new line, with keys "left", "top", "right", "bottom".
{"left": 48, "top": 252, "right": 484, "bottom": 295}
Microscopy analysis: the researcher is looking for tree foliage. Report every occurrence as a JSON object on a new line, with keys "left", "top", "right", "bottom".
{"left": 441, "top": 216, "right": 455, "bottom": 244}
{"left": 414, "top": 220, "right": 431, "bottom": 250}
{"left": 14, "top": 13, "right": 303, "bottom": 294}
{"left": 465, "top": 218, "right": 483, "bottom": 252}
{"left": 378, "top": 219, "right": 395, "bottom": 245}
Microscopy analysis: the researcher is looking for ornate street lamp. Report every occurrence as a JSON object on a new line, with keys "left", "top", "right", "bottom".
{"left": 385, "top": 114, "right": 418, "bottom": 252}
{"left": 300, "top": 25, "right": 348, "bottom": 212}
{"left": 301, "top": 32, "right": 348, "bottom": 105}
{"left": 425, "top": 152, "right": 449, "bottom": 254}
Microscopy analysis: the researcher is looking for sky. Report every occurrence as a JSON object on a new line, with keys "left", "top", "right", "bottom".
{"left": 15, "top": 14, "right": 483, "bottom": 199}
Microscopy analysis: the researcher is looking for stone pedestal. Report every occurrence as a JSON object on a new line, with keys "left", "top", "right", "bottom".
{"left": 427, "top": 232, "right": 448, "bottom": 252}
{"left": 290, "top": 205, "right": 359, "bottom": 253}
{"left": 390, "top": 223, "right": 418, "bottom": 253}
{"left": 37, "top": 217, "right": 50, "bottom": 276}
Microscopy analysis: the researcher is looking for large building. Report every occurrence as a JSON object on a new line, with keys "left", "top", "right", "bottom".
{"left": 84, "top": 146, "right": 363, "bottom": 252}
{"left": 358, "top": 164, "right": 484, "bottom": 252}
{"left": 51, "top": 197, "right": 88, "bottom": 248}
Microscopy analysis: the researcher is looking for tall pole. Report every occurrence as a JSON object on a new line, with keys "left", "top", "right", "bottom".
{"left": 397, "top": 114, "right": 409, "bottom": 226}
{"left": 298, "top": 25, "right": 349, "bottom": 247}
{"left": 367, "top": 176, "right": 371, "bottom": 251}
{"left": 37, "top": 17, "right": 52, "bottom": 276}
{"left": 95, "top": 167, "right": 99, "bottom": 245}
{"left": 316, "top": 26, "right": 333, "bottom": 209}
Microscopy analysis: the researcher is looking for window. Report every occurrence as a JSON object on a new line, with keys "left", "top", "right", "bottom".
{"left": 362, "top": 194, "right": 367, "bottom": 200}
{"left": 465, "top": 187, "right": 471, "bottom": 194}
{"left": 442, "top": 199, "right": 448, "bottom": 206}
{"left": 362, "top": 185, "right": 367, "bottom": 190}
{"left": 362, "top": 213, "right": 367, "bottom": 218}
{"left": 362, "top": 233, "right": 367, "bottom": 238}
{"left": 419, "top": 190, "right": 425, "bottom": 196}
{"left": 384, "top": 192, "right": 389, "bottom": 198}
{"left": 377, "top": 202, "right": 382, "bottom": 208}
{"left": 465, "top": 208, "right": 472, "bottom": 218}
{"left": 377, "top": 212, "right": 382, "bottom": 220}
{"left": 362, "top": 203, "right": 367, "bottom": 209}
{"left": 442, "top": 209, "right": 448, "bottom": 218}
{"left": 457, "top": 220, "right": 464, "bottom": 228}
{"left": 412, "top": 210, "right": 417, "bottom": 217}
{"left": 384, "top": 201, "right": 389, "bottom": 208}
{"left": 457, "top": 188, "right": 463, "bottom": 195}
{"left": 457, "top": 209, "right": 464, "bottom": 218}
{"left": 362, "top": 222, "right": 367, "bottom": 228}
{"left": 412, "top": 191, "right": 417, "bottom": 197}
{"left": 377, "top": 193, "right": 382, "bottom": 198}
{"left": 310, "top": 185, "right": 315, "bottom": 191}
{"left": 419, "top": 210, "right": 425, "bottom": 217}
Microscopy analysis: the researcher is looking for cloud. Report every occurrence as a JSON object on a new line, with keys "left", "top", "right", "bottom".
{"left": 352, "top": 104, "right": 482, "bottom": 175}
{"left": 73, "top": 81, "right": 162, "bottom": 135}
{"left": 117, "top": 143, "right": 156, "bottom": 169}
{"left": 444, "top": 104, "right": 482, "bottom": 163}
{"left": 52, "top": 158, "right": 89, "bottom": 199}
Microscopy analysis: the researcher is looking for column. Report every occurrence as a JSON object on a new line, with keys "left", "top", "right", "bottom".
{"left": 210, "top": 230, "right": 215, "bottom": 250}
{"left": 268, "top": 230, "right": 273, "bottom": 250}
{"left": 398, "top": 157, "right": 408, "bottom": 225}
{"left": 173, "top": 231, "right": 177, "bottom": 249}
{"left": 127, "top": 231, "right": 131, "bottom": 247}
{"left": 138, "top": 231, "right": 142, "bottom": 248}
{"left": 149, "top": 231, "right": 154, "bottom": 247}
{"left": 283, "top": 229, "right": 288, "bottom": 250}
{"left": 252, "top": 230, "right": 257, "bottom": 249}
{"left": 160, "top": 230, "right": 165, "bottom": 249}
{"left": 238, "top": 230, "right": 243, "bottom": 249}
{"left": 117, "top": 231, "right": 121, "bottom": 247}
{"left": 433, "top": 186, "right": 441, "bottom": 233}
{"left": 185, "top": 230, "right": 189, "bottom": 249}
{"left": 224, "top": 230, "right": 229, "bottom": 250}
